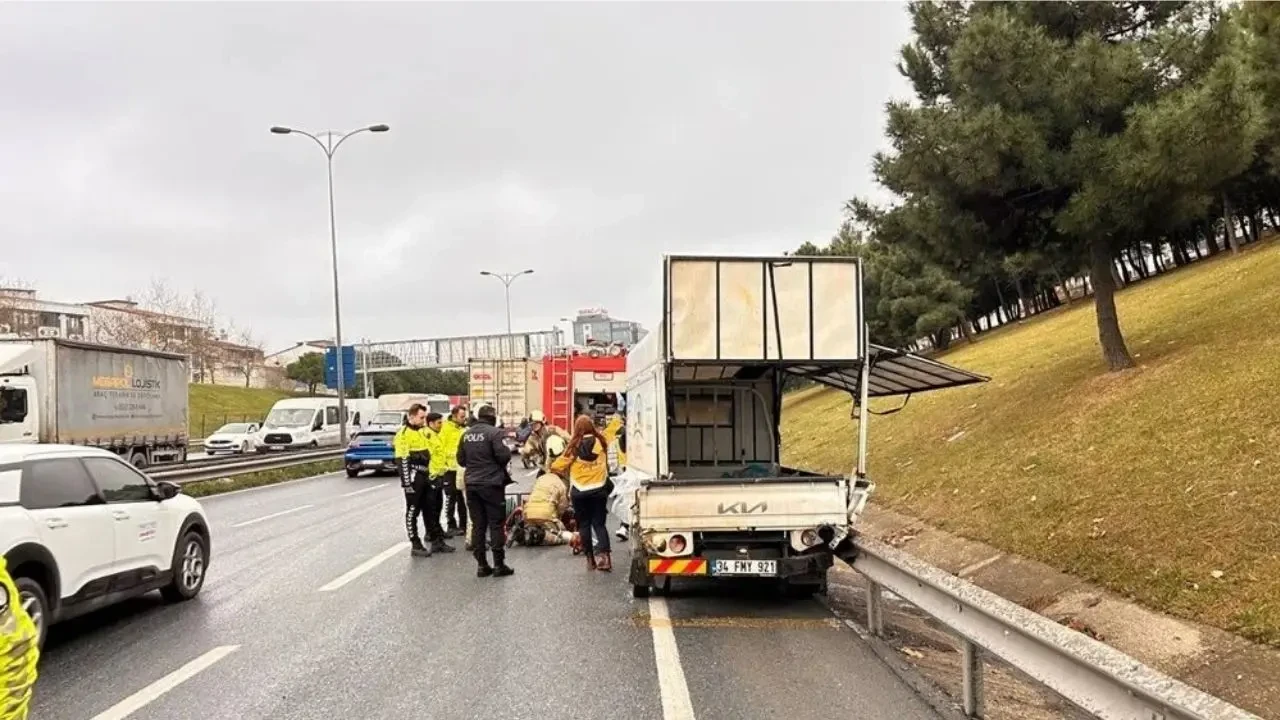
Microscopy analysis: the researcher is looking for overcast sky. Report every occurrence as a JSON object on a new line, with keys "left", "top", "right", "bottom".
{"left": 1, "top": 1, "right": 912, "bottom": 353}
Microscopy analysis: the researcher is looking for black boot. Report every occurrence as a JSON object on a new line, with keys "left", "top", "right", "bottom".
{"left": 431, "top": 538, "right": 456, "bottom": 553}
{"left": 475, "top": 548, "right": 493, "bottom": 577}
{"left": 492, "top": 550, "right": 514, "bottom": 577}
{"left": 411, "top": 540, "right": 431, "bottom": 558}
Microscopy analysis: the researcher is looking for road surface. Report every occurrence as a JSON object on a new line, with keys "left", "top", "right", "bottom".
{"left": 31, "top": 467, "right": 942, "bottom": 720}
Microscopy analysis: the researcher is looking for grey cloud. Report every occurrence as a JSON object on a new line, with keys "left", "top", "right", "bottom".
{"left": 0, "top": 1, "right": 911, "bottom": 351}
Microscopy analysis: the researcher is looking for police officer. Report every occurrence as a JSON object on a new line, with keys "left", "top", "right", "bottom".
{"left": 455, "top": 403, "right": 515, "bottom": 577}
{"left": 0, "top": 556, "right": 38, "bottom": 717}
{"left": 395, "top": 405, "right": 455, "bottom": 557}
{"left": 434, "top": 405, "right": 469, "bottom": 539}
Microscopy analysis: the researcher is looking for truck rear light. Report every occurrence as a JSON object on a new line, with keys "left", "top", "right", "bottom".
{"left": 801, "top": 529, "right": 819, "bottom": 547}
{"left": 668, "top": 534, "right": 687, "bottom": 554}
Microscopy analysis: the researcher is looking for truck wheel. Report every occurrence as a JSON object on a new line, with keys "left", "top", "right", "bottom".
{"left": 13, "top": 576, "right": 49, "bottom": 650}
{"left": 161, "top": 531, "right": 208, "bottom": 602}
{"left": 631, "top": 583, "right": 651, "bottom": 599}
{"left": 129, "top": 453, "right": 148, "bottom": 469}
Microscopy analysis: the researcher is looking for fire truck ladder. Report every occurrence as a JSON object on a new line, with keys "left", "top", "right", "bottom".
{"left": 549, "top": 354, "right": 573, "bottom": 428}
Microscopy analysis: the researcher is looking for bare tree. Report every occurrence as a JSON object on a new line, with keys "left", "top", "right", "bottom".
{"left": 221, "top": 326, "right": 265, "bottom": 388}
{"left": 90, "top": 279, "right": 217, "bottom": 360}
{"left": 0, "top": 278, "right": 34, "bottom": 336}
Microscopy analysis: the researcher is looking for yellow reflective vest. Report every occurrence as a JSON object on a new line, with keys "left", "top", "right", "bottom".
{"left": 433, "top": 419, "right": 465, "bottom": 476}
{"left": 0, "top": 557, "right": 38, "bottom": 720}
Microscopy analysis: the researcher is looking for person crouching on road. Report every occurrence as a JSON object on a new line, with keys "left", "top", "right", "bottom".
{"left": 457, "top": 404, "right": 515, "bottom": 577}
{"left": 435, "top": 405, "right": 469, "bottom": 540}
{"left": 550, "top": 415, "right": 614, "bottom": 571}
{"left": 520, "top": 435, "right": 574, "bottom": 546}
{"left": 395, "top": 406, "right": 455, "bottom": 557}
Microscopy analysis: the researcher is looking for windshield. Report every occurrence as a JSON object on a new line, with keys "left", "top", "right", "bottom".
{"left": 428, "top": 400, "right": 450, "bottom": 415}
{"left": 265, "top": 408, "right": 316, "bottom": 427}
{"left": 215, "top": 423, "right": 253, "bottom": 434}
{"left": 370, "top": 412, "right": 403, "bottom": 425}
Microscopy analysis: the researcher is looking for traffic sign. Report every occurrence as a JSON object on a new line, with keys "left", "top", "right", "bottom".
{"left": 324, "top": 345, "right": 357, "bottom": 389}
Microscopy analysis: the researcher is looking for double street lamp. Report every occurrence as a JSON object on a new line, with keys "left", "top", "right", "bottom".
{"left": 271, "top": 123, "right": 389, "bottom": 445}
{"left": 480, "top": 269, "right": 535, "bottom": 336}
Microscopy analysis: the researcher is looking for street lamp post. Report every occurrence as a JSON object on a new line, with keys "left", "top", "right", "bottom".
{"left": 480, "top": 269, "right": 535, "bottom": 338}
{"left": 271, "top": 123, "right": 389, "bottom": 445}
{"left": 480, "top": 269, "right": 534, "bottom": 426}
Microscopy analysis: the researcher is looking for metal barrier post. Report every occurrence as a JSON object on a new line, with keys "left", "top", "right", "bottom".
{"left": 867, "top": 581, "right": 884, "bottom": 637}
{"left": 962, "top": 639, "right": 984, "bottom": 718}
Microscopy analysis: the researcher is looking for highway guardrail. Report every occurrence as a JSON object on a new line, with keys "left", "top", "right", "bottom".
{"left": 852, "top": 537, "right": 1260, "bottom": 720}
{"left": 151, "top": 449, "right": 345, "bottom": 485}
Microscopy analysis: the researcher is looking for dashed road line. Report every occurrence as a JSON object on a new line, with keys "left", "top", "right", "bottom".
{"left": 230, "top": 504, "right": 314, "bottom": 528}
{"left": 318, "top": 542, "right": 410, "bottom": 592}
{"left": 340, "top": 482, "right": 391, "bottom": 498}
{"left": 89, "top": 645, "right": 240, "bottom": 720}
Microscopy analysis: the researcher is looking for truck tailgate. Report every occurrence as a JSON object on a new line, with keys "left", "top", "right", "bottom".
{"left": 637, "top": 478, "right": 847, "bottom": 531}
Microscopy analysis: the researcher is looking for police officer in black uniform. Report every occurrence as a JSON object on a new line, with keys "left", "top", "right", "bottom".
{"left": 456, "top": 404, "right": 515, "bottom": 577}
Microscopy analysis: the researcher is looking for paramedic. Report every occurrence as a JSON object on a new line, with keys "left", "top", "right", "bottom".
{"left": 550, "top": 415, "right": 614, "bottom": 572}
{"left": 457, "top": 404, "right": 515, "bottom": 577}
{"left": 395, "top": 407, "right": 454, "bottom": 557}
{"left": 437, "top": 405, "right": 468, "bottom": 539}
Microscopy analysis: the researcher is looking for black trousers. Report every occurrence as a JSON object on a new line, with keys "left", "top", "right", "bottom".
{"left": 405, "top": 471, "right": 445, "bottom": 546}
{"left": 572, "top": 490, "right": 611, "bottom": 554}
{"left": 466, "top": 485, "right": 506, "bottom": 567}
{"left": 441, "top": 472, "right": 466, "bottom": 532}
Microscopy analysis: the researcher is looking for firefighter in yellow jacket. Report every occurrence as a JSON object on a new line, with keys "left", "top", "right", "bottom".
{"left": 520, "top": 435, "right": 574, "bottom": 546}
{"left": 394, "top": 406, "right": 454, "bottom": 557}
{"left": 0, "top": 557, "right": 39, "bottom": 720}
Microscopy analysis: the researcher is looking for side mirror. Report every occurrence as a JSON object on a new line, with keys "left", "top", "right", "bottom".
{"left": 156, "top": 481, "right": 182, "bottom": 500}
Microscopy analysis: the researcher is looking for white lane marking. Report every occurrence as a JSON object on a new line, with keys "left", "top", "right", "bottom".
{"left": 90, "top": 645, "right": 240, "bottom": 720}
{"left": 230, "top": 504, "right": 314, "bottom": 528}
{"left": 340, "top": 482, "right": 391, "bottom": 498}
{"left": 648, "top": 597, "right": 697, "bottom": 720}
{"left": 958, "top": 553, "right": 1003, "bottom": 578}
{"left": 318, "top": 542, "right": 410, "bottom": 592}
{"left": 199, "top": 471, "right": 344, "bottom": 501}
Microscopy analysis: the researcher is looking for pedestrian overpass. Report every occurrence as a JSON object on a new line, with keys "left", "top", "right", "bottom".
{"left": 355, "top": 329, "right": 563, "bottom": 372}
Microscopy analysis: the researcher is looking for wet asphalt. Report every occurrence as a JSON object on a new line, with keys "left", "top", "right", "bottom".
{"left": 29, "top": 465, "right": 940, "bottom": 720}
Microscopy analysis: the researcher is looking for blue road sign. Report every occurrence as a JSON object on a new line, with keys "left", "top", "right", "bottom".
{"left": 324, "top": 345, "right": 357, "bottom": 389}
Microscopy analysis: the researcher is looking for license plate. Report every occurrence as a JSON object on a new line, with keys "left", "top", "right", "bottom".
{"left": 362, "top": 460, "right": 382, "bottom": 466}
{"left": 712, "top": 559, "right": 777, "bottom": 576}
{"left": 269, "top": 445, "right": 284, "bottom": 451}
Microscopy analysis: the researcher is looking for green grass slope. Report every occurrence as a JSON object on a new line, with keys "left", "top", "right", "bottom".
{"left": 189, "top": 384, "right": 299, "bottom": 437}
{"left": 781, "top": 239, "right": 1280, "bottom": 646}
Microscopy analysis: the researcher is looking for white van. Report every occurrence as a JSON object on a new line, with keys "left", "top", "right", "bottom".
{"left": 256, "top": 397, "right": 352, "bottom": 451}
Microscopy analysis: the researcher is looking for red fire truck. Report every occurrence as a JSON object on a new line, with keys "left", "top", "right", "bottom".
{"left": 541, "top": 346, "right": 627, "bottom": 429}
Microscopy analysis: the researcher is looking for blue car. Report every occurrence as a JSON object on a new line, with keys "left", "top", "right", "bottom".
{"left": 344, "top": 429, "right": 397, "bottom": 477}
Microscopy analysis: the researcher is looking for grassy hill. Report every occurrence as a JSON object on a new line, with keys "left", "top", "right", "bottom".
{"left": 189, "top": 384, "right": 300, "bottom": 437}
{"left": 781, "top": 239, "right": 1280, "bottom": 647}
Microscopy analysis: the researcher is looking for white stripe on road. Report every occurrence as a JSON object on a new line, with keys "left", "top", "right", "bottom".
{"left": 90, "top": 645, "right": 240, "bottom": 720}
{"left": 648, "top": 597, "right": 697, "bottom": 720}
{"left": 230, "top": 504, "right": 314, "bottom": 528}
{"left": 340, "top": 482, "right": 391, "bottom": 498}
{"left": 318, "top": 542, "right": 410, "bottom": 592}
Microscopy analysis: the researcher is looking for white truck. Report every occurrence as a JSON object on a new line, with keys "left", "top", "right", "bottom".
{"left": 365, "top": 393, "right": 452, "bottom": 430}
{"left": 624, "top": 254, "right": 986, "bottom": 598}
{"left": 0, "top": 338, "right": 190, "bottom": 468}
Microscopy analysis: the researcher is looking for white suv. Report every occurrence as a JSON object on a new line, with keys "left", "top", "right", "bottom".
{"left": 0, "top": 444, "right": 212, "bottom": 647}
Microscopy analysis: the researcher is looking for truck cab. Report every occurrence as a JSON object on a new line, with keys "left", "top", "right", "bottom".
{"left": 624, "top": 254, "right": 986, "bottom": 598}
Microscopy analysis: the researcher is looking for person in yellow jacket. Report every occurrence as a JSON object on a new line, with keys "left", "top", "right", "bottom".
{"left": 550, "top": 415, "right": 614, "bottom": 571}
{"left": 435, "top": 405, "right": 468, "bottom": 540}
{"left": 0, "top": 557, "right": 39, "bottom": 720}
{"left": 394, "top": 406, "right": 454, "bottom": 557}
{"left": 519, "top": 435, "right": 574, "bottom": 546}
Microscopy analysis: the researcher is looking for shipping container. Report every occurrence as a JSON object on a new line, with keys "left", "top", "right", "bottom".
{"left": 0, "top": 338, "right": 190, "bottom": 467}
{"left": 467, "top": 359, "right": 542, "bottom": 427}
{"left": 542, "top": 350, "right": 627, "bottom": 429}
